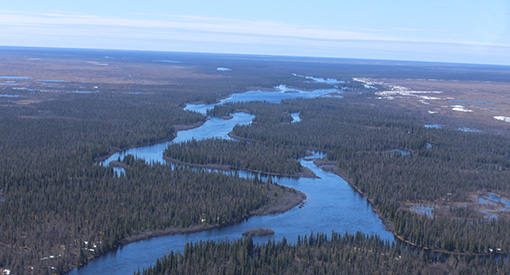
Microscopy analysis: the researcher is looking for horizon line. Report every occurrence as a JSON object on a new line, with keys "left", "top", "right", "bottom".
{"left": 2, "top": 44, "right": 509, "bottom": 68}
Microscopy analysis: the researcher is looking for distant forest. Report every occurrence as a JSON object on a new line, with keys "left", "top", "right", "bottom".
{"left": 1, "top": 48, "right": 510, "bottom": 274}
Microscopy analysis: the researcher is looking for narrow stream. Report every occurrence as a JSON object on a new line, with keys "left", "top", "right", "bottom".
{"left": 71, "top": 83, "right": 394, "bottom": 274}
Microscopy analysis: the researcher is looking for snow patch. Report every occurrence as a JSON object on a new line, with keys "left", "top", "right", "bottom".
{"left": 352, "top": 78, "right": 378, "bottom": 89}
{"left": 494, "top": 116, "right": 510, "bottom": 123}
{"left": 418, "top": 95, "right": 441, "bottom": 100}
{"left": 451, "top": 105, "right": 473, "bottom": 112}
{"left": 357, "top": 78, "right": 443, "bottom": 101}
{"left": 425, "top": 124, "right": 443, "bottom": 129}
{"left": 294, "top": 73, "right": 344, "bottom": 85}
{"left": 376, "top": 90, "right": 442, "bottom": 98}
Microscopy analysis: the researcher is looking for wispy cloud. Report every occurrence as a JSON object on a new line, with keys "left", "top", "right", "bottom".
{"left": 0, "top": 10, "right": 509, "bottom": 65}
{"left": 0, "top": 10, "right": 393, "bottom": 42}
{"left": 1, "top": 10, "right": 508, "bottom": 46}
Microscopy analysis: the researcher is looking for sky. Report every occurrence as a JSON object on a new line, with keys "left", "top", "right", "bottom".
{"left": 1, "top": 0, "right": 510, "bottom": 65}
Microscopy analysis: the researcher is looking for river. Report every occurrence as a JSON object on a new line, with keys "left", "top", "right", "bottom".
{"left": 71, "top": 83, "right": 393, "bottom": 274}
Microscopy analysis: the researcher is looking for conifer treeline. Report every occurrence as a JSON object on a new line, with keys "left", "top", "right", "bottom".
{"left": 0, "top": 90, "right": 299, "bottom": 274}
{"left": 139, "top": 232, "right": 510, "bottom": 275}
{"left": 164, "top": 138, "right": 304, "bottom": 176}
{"left": 206, "top": 98, "right": 510, "bottom": 254}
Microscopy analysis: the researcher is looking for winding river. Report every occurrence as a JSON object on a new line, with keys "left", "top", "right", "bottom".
{"left": 70, "top": 83, "right": 394, "bottom": 274}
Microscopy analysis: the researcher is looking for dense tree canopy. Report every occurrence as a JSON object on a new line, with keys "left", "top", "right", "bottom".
{"left": 206, "top": 98, "right": 510, "bottom": 254}
{"left": 139, "top": 232, "right": 510, "bottom": 275}
{"left": 164, "top": 138, "right": 304, "bottom": 176}
{"left": 2, "top": 48, "right": 510, "bottom": 274}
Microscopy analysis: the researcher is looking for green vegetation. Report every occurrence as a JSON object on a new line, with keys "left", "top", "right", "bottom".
{"left": 208, "top": 98, "right": 510, "bottom": 254}
{"left": 0, "top": 50, "right": 316, "bottom": 274}
{"left": 164, "top": 138, "right": 304, "bottom": 176}
{"left": 138, "top": 232, "right": 510, "bottom": 275}
{"left": 2, "top": 48, "right": 510, "bottom": 274}
{"left": 0, "top": 106, "right": 295, "bottom": 274}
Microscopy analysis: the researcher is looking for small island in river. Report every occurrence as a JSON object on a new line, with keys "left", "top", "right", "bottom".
{"left": 242, "top": 227, "right": 275, "bottom": 237}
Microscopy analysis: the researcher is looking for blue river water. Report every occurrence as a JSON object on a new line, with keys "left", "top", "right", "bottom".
{"left": 184, "top": 84, "right": 341, "bottom": 115}
{"left": 72, "top": 84, "right": 393, "bottom": 274}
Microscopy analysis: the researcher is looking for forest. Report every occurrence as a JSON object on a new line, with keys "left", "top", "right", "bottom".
{"left": 203, "top": 98, "right": 510, "bottom": 255}
{"left": 138, "top": 231, "right": 510, "bottom": 275}
{"left": 0, "top": 119, "right": 299, "bottom": 274}
{"left": 1, "top": 47, "right": 510, "bottom": 274}
{"left": 164, "top": 138, "right": 305, "bottom": 176}
{"left": 0, "top": 49, "right": 321, "bottom": 274}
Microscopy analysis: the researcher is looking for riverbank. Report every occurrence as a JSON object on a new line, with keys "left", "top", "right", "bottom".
{"left": 163, "top": 156, "right": 317, "bottom": 178}
{"left": 314, "top": 159, "right": 396, "bottom": 232}
{"left": 74, "top": 116, "right": 312, "bottom": 273}
{"left": 314, "top": 159, "right": 431, "bottom": 253}
{"left": 173, "top": 120, "right": 207, "bottom": 131}
{"left": 119, "top": 184, "right": 303, "bottom": 245}
{"left": 227, "top": 132, "right": 256, "bottom": 142}
{"left": 71, "top": 146, "right": 391, "bottom": 274}
{"left": 314, "top": 159, "right": 510, "bottom": 257}
{"left": 93, "top": 120, "right": 206, "bottom": 163}
{"left": 71, "top": 182, "right": 305, "bottom": 272}
{"left": 74, "top": 94, "right": 388, "bottom": 274}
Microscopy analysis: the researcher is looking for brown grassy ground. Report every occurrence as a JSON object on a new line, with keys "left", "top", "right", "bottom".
{"left": 0, "top": 52, "right": 223, "bottom": 85}
{"left": 363, "top": 78, "right": 510, "bottom": 135}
